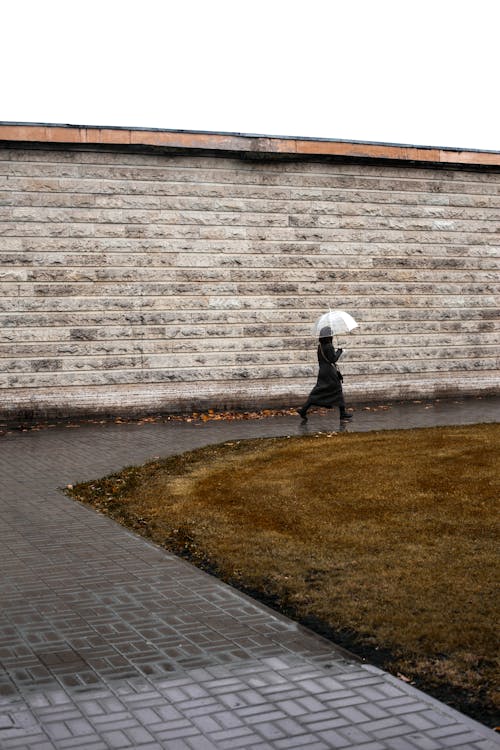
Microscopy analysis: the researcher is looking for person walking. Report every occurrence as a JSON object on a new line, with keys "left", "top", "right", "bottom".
{"left": 297, "top": 326, "right": 353, "bottom": 422}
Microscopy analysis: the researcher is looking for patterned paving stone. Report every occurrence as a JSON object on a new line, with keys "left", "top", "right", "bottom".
{"left": 0, "top": 399, "right": 499, "bottom": 748}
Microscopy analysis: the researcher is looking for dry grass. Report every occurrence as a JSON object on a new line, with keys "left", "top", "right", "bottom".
{"left": 68, "top": 424, "right": 500, "bottom": 726}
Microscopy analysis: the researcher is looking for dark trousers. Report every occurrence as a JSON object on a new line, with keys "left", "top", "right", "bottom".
{"left": 300, "top": 396, "right": 347, "bottom": 417}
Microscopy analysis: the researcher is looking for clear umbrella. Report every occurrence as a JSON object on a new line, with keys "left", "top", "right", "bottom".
{"left": 312, "top": 309, "right": 359, "bottom": 337}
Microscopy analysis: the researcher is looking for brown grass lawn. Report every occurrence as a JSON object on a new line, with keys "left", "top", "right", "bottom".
{"left": 67, "top": 423, "right": 500, "bottom": 727}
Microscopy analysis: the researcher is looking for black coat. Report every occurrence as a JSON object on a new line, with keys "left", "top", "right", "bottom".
{"left": 306, "top": 342, "right": 344, "bottom": 408}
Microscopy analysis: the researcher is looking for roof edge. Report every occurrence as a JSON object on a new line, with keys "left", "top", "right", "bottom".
{"left": 1, "top": 122, "right": 499, "bottom": 167}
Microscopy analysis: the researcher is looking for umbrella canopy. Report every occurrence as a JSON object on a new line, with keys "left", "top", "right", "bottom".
{"left": 312, "top": 310, "right": 359, "bottom": 336}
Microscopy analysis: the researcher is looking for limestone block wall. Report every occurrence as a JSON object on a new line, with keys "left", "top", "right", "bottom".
{"left": 0, "top": 145, "right": 499, "bottom": 419}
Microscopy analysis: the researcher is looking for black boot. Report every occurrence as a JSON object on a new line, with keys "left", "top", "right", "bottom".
{"left": 297, "top": 406, "right": 308, "bottom": 422}
{"left": 340, "top": 410, "right": 353, "bottom": 421}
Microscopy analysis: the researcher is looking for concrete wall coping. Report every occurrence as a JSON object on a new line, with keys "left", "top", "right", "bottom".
{"left": 1, "top": 121, "right": 499, "bottom": 167}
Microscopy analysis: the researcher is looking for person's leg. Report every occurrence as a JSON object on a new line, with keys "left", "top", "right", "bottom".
{"left": 338, "top": 396, "right": 353, "bottom": 421}
{"left": 297, "top": 400, "right": 311, "bottom": 420}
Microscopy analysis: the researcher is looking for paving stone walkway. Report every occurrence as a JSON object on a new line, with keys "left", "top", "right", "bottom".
{"left": 1, "top": 398, "right": 499, "bottom": 750}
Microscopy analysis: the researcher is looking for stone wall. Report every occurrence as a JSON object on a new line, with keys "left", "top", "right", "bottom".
{"left": 0, "top": 145, "right": 499, "bottom": 419}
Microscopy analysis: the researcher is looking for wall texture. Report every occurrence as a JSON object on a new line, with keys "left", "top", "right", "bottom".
{"left": 0, "top": 143, "right": 499, "bottom": 419}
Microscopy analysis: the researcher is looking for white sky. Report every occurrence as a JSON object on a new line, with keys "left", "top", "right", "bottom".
{"left": 2, "top": 0, "right": 499, "bottom": 151}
